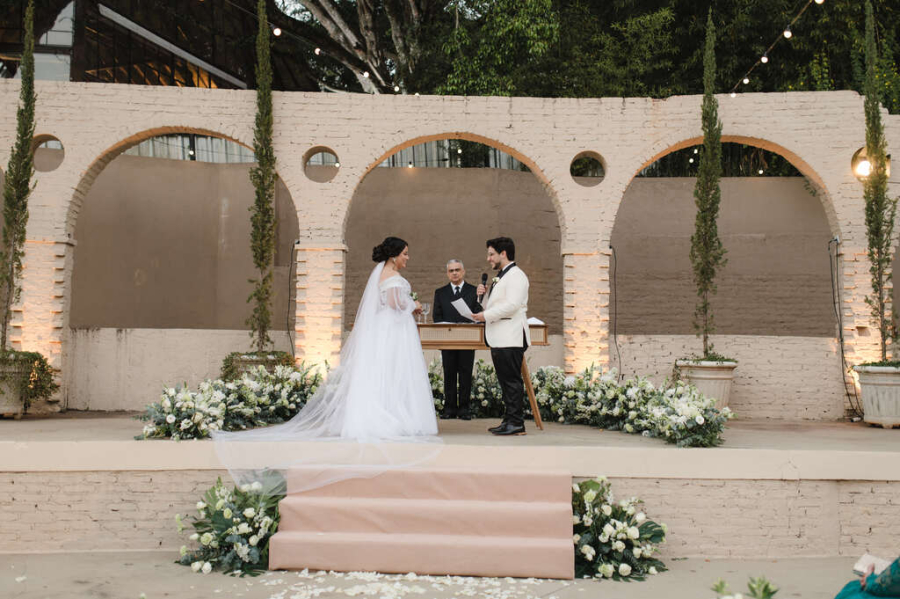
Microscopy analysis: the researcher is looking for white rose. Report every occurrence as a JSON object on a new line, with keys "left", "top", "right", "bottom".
{"left": 573, "top": 515, "right": 581, "bottom": 525}
{"left": 573, "top": 534, "right": 580, "bottom": 544}
{"left": 649, "top": 566, "right": 658, "bottom": 575}
{"left": 223, "top": 508, "right": 232, "bottom": 519}
{"left": 200, "top": 532, "right": 213, "bottom": 546}
{"left": 243, "top": 508, "right": 256, "bottom": 519}
{"left": 633, "top": 547, "right": 642, "bottom": 559}
{"left": 572, "top": 483, "right": 580, "bottom": 493}
{"left": 189, "top": 533, "right": 199, "bottom": 541}
{"left": 191, "top": 561, "right": 202, "bottom": 572}
{"left": 196, "top": 501, "right": 205, "bottom": 510}
{"left": 627, "top": 526, "right": 640, "bottom": 540}
{"left": 635, "top": 512, "right": 646, "bottom": 523}
{"left": 583, "top": 490, "right": 597, "bottom": 503}
{"left": 599, "top": 563, "right": 614, "bottom": 578}
{"left": 249, "top": 535, "right": 259, "bottom": 546}
{"left": 201, "top": 562, "right": 212, "bottom": 574}
{"left": 166, "top": 414, "right": 176, "bottom": 424}
{"left": 601, "top": 504, "right": 612, "bottom": 516}
{"left": 618, "top": 563, "right": 632, "bottom": 577}
{"left": 583, "top": 515, "right": 593, "bottom": 526}
{"left": 696, "top": 415, "right": 705, "bottom": 425}
{"left": 603, "top": 523, "right": 615, "bottom": 536}
{"left": 613, "top": 540, "right": 625, "bottom": 552}
{"left": 251, "top": 481, "right": 263, "bottom": 492}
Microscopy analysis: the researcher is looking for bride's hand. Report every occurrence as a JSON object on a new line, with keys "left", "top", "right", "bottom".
{"left": 413, "top": 301, "right": 423, "bottom": 315}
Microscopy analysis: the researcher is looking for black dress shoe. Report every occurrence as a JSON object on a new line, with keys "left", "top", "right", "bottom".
{"left": 440, "top": 413, "right": 456, "bottom": 420}
{"left": 459, "top": 413, "right": 472, "bottom": 421}
{"left": 488, "top": 421, "right": 507, "bottom": 433}
{"left": 492, "top": 423, "right": 526, "bottom": 436}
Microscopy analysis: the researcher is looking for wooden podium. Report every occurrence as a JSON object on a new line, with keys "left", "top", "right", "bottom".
{"left": 418, "top": 323, "right": 547, "bottom": 430}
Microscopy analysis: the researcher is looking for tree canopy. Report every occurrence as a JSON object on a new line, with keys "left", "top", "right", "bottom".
{"left": 273, "top": 0, "right": 900, "bottom": 110}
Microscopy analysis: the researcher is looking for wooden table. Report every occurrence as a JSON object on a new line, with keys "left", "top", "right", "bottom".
{"left": 418, "top": 323, "right": 547, "bottom": 430}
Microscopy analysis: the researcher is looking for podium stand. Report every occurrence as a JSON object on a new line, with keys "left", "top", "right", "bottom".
{"left": 417, "top": 323, "right": 547, "bottom": 430}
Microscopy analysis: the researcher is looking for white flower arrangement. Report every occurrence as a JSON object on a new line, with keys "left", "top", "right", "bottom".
{"left": 136, "top": 363, "right": 323, "bottom": 440}
{"left": 177, "top": 475, "right": 284, "bottom": 575}
{"left": 572, "top": 477, "right": 667, "bottom": 581}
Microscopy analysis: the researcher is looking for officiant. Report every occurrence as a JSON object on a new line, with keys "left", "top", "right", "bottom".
{"left": 432, "top": 259, "right": 482, "bottom": 420}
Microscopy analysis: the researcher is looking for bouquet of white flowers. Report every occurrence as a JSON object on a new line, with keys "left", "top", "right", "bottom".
{"left": 176, "top": 474, "right": 285, "bottom": 575}
{"left": 640, "top": 382, "right": 733, "bottom": 447}
{"left": 137, "top": 363, "right": 323, "bottom": 440}
{"left": 572, "top": 477, "right": 667, "bottom": 580}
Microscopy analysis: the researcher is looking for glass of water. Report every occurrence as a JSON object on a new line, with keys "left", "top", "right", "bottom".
{"left": 420, "top": 302, "right": 431, "bottom": 323}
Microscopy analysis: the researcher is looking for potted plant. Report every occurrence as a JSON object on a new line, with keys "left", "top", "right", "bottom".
{"left": 0, "top": 1, "right": 59, "bottom": 418}
{"left": 225, "top": 0, "right": 292, "bottom": 378}
{"left": 853, "top": 1, "right": 900, "bottom": 429}
{"left": 675, "top": 12, "right": 737, "bottom": 409}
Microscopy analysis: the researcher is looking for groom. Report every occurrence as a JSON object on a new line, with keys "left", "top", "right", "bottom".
{"left": 472, "top": 237, "right": 530, "bottom": 436}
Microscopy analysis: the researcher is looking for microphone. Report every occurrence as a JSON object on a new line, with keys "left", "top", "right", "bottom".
{"left": 477, "top": 273, "right": 488, "bottom": 303}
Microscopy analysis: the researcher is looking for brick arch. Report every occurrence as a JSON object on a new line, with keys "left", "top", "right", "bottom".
{"left": 65, "top": 126, "right": 259, "bottom": 237}
{"left": 621, "top": 134, "right": 840, "bottom": 239}
{"left": 341, "top": 131, "right": 568, "bottom": 242}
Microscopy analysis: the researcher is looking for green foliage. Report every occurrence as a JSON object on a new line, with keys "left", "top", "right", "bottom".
{"left": 0, "top": 350, "right": 59, "bottom": 412}
{"left": 438, "top": 0, "right": 559, "bottom": 96}
{"left": 0, "top": 0, "right": 35, "bottom": 350}
{"left": 690, "top": 11, "right": 727, "bottom": 357}
{"left": 572, "top": 476, "right": 667, "bottom": 580}
{"left": 862, "top": 0, "right": 898, "bottom": 362}
{"left": 177, "top": 474, "right": 285, "bottom": 576}
{"left": 247, "top": 0, "right": 278, "bottom": 353}
{"left": 714, "top": 576, "right": 779, "bottom": 599}
{"left": 220, "top": 351, "right": 294, "bottom": 381}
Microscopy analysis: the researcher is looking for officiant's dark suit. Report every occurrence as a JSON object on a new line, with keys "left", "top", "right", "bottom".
{"left": 433, "top": 264, "right": 482, "bottom": 420}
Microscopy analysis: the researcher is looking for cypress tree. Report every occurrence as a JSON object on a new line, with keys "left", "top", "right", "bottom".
{"left": 1, "top": 0, "right": 36, "bottom": 349}
{"left": 247, "top": 0, "right": 278, "bottom": 352}
{"left": 689, "top": 10, "right": 727, "bottom": 358}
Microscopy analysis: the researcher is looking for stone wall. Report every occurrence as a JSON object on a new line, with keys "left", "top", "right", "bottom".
{"left": 0, "top": 82, "right": 897, "bottom": 410}
{"left": 615, "top": 335, "right": 847, "bottom": 420}
{"left": 2, "top": 469, "right": 894, "bottom": 559}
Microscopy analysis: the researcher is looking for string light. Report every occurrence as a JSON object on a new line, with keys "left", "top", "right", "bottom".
{"left": 363, "top": 71, "right": 370, "bottom": 78}
{"left": 394, "top": 85, "right": 400, "bottom": 92}
{"left": 407, "top": 161, "right": 413, "bottom": 168}
{"left": 314, "top": 47, "right": 321, "bottom": 55}
{"left": 272, "top": 27, "right": 282, "bottom": 37}
{"left": 689, "top": 158, "right": 695, "bottom": 164}
{"left": 693, "top": 148, "right": 698, "bottom": 154}
{"left": 334, "top": 161, "right": 340, "bottom": 168}
{"left": 457, "top": 148, "right": 463, "bottom": 154}
{"left": 728, "top": 0, "right": 824, "bottom": 97}
{"left": 758, "top": 169, "right": 764, "bottom": 174}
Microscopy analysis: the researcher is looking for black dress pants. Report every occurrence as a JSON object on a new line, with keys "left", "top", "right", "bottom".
{"left": 490, "top": 345, "right": 527, "bottom": 427}
{"left": 441, "top": 349, "right": 475, "bottom": 416}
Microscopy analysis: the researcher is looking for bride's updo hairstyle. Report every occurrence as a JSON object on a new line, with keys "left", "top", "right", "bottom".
{"left": 372, "top": 236, "right": 408, "bottom": 263}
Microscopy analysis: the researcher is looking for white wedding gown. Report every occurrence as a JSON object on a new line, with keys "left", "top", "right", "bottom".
{"left": 213, "top": 262, "right": 439, "bottom": 492}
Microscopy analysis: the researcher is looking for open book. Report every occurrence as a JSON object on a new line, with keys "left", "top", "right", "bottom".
{"left": 853, "top": 553, "right": 892, "bottom": 576}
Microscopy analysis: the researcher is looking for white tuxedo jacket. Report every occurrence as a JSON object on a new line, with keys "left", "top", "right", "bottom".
{"left": 483, "top": 264, "right": 530, "bottom": 349}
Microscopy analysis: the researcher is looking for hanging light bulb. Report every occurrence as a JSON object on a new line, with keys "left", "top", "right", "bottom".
{"left": 743, "top": 77, "right": 750, "bottom": 84}
{"left": 689, "top": 158, "right": 694, "bottom": 164}
{"left": 693, "top": 148, "right": 699, "bottom": 154}
{"left": 730, "top": 92, "right": 737, "bottom": 98}
{"left": 783, "top": 26, "right": 792, "bottom": 39}
{"left": 334, "top": 162, "right": 340, "bottom": 168}
{"left": 393, "top": 85, "right": 400, "bottom": 92}
{"left": 272, "top": 27, "right": 282, "bottom": 37}
{"left": 314, "top": 47, "right": 321, "bottom": 55}
{"left": 407, "top": 161, "right": 413, "bottom": 168}
{"left": 758, "top": 169, "right": 764, "bottom": 175}
{"left": 815, "top": 0, "right": 824, "bottom": 4}
{"left": 363, "top": 71, "right": 370, "bottom": 78}
{"left": 761, "top": 53, "right": 769, "bottom": 64}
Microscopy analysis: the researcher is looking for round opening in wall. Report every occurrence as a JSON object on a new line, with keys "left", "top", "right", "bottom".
{"left": 304, "top": 146, "right": 340, "bottom": 183}
{"left": 33, "top": 135, "right": 65, "bottom": 172}
{"left": 570, "top": 151, "right": 605, "bottom": 187}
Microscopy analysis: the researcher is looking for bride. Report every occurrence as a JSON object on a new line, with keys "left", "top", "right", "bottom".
{"left": 213, "top": 236, "right": 438, "bottom": 490}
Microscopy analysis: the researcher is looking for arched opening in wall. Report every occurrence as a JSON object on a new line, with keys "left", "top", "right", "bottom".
{"left": 344, "top": 136, "right": 564, "bottom": 365}
{"left": 68, "top": 132, "right": 299, "bottom": 410}
{"left": 610, "top": 141, "right": 836, "bottom": 338}
{"left": 609, "top": 140, "right": 846, "bottom": 420}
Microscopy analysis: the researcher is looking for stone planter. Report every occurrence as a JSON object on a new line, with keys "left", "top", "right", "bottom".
{"left": 0, "top": 360, "right": 30, "bottom": 419}
{"left": 675, "top": 360, "right": 738, "bottom": 410}
{"left": 854, "top": 365, "right": 900, "bottom": 429}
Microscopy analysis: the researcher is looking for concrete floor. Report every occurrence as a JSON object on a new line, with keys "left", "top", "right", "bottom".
{"left": 3, "top": 411, "right": 900, "bottom": 452}
{"left": 1, "top": 552, "right": 858, "bottom": 599}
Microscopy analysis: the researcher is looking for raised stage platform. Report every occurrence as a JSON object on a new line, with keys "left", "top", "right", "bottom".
{"left": 2, "top": 413, "right": 899, "bottom": 561}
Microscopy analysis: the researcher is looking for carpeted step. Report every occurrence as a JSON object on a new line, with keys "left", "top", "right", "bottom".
{"left": 269, "top": 531, "right": 574, "bottom": 579}
{"left": 278, "top": 496, "right": 572, "bottom": 538}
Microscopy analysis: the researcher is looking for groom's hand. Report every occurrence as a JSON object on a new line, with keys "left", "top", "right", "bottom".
{"left": 471, "top": 311, "right": 485, "bottom": 322}
{"left": 476, "top": 284, "right": 486, "bottom": 296}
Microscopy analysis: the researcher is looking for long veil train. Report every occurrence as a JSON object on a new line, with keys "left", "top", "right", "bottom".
{"left": 213, "top": 261, "right": 442, "bottom": 494}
